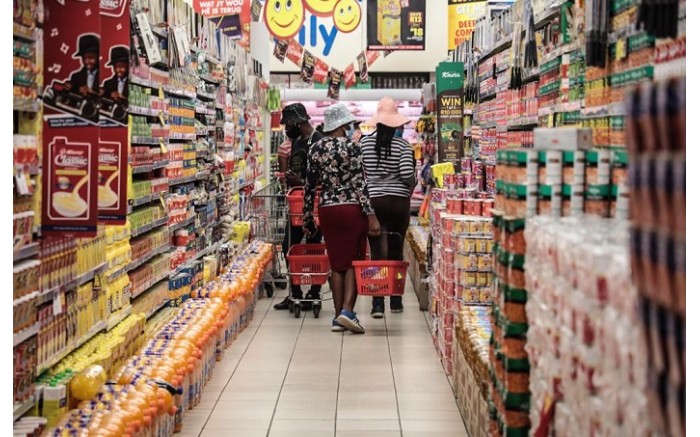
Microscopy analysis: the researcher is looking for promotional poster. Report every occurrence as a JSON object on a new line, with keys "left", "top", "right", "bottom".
{"left": 448, "top": 0, "right": 487, "bottom": 50}
{"left": 436, "top": 62, "right": 464, "bottom": 164}
{"left": 99, "top": 0, "right": 129, "bottom": 225}
{"left": 366, "top": 0, "right": 426, "bottom": 51}
{"left": 42, "top": 0, "right": 101, "bottom": 236}
{"left": 42, "top": 134, "right": 99, "bottom": 236}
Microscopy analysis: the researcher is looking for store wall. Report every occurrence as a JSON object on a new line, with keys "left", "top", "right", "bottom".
{"left": 268, "top": 1, "right": 449, "bottom": 73}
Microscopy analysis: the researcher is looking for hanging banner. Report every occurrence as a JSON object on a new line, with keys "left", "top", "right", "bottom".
{"left": 344, "top": 63, "right": 356, "bottom": 89}
{"left": 357, "top": 51, "right": 369, "bottom": 82}
{"left": 194, "top": 0, "right": 252, "bottom": 47}
{"left": 366, "top": 50, "right": 381, "bottom": 66}
{"left": 328, "top": 68, "right": 342, "bottom": 99}
{"left": 436, "top": 62, "right": 464, "bottom": 165}
{"left": 213, "top": 14, "right": 243, "bottom": 39}
{"left": 274, "top": 39, "right": 290, "bottom": 62}
{"left": 448, "top": 0, "right": 487, "bottom": 50}
{"left": 366, "top": 0, "right": 426, "bottom": 51}
{"left": 251, "top": 0, "right": 263, "bottom": 22}
{"left": 42, "top": 0, "right": 100, "bottom": 237}
{"left": 313, "top": 58, "right": 330, "bottom": 84}
{"left": 99, "top": 0, "right": 130, "bottom": 224}
{"left": 286, "top": 39, "right": 305, "bottom": 66}
{"left": 300, "top": 50, "right": 316, "bottom": 83}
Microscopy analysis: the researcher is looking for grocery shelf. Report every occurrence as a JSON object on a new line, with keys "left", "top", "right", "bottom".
{"left": 169, "top": 174, "right": 198, "bottom": 186}
{"left": 75, "top": 263, "right": 107, "bottom": 287}
{"left": 169, "top": 132, "right": 197, "bottom": 140}
{"left": 129, "top": 190, "right": 168, "bottom": 211}
{"left": 13, "top": 322, "right": 39, "bottom": 348}
{"left": 169, "top": 243, "right": 218, "bottom": 278}
{"left": 199, "top": 74, "right": 222, "bottom": 84}
{"left": 129, "top": 106, "right": 167, "bottom": 117}
{"left": 105, "top": 306, "right": 132, "bottom": 332}
{"left": 197, "top": 91, "right": 217, "bottom": 100}
{"left": 132, "top": 160, "right": 170, "bottom": 174}
{"left": 131, "top": 136, "right": 168, "bottom": 145}
{"left": 131, "top": 217, "right": 169, "bottom": 238}
{"left": 36, "top": 321, "right": 107, "bottom": 376}
{"left": 163, "top": 85, "right": 196, "bottom": 99}
{"left": 12, "top": 23, "right": 35, "bottom": 41}
{"left": 169, "top": 216, "right": 195, "bottom": 232}
{"left": 105, "top": 244, "right": 171, "bottom": 282}
{"left": 131, "top": 270, "right": 170, "bottom": 299}
{"left": 13, "top": 243, "right": 39, "bottom": 262}
{"left": 13, "top": 397, "right": 34, "bottom": 422}
{"left": 146, "top": 298, "right": 171, "bottom": 319}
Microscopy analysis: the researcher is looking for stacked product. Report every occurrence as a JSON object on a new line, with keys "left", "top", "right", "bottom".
{"left": 489, "top": 211, "right": 529, "bottom": 437}
{"left": 429, "top": 203, "right": 494, "bottom": 376}
{"left": 494, "top": 128, "right": 629, "bottom": 219}
{"left": 625, "top": 78, "right": 685, "bottom": 437}
{"left": 454, "top": 306, "right": 492, "bottom": 437}
{"left": 524, "top": 216, "right": 651, "bottom": 435}
{"left": 43, "top": 241, "right": 273, "bottom": 435}
{"left": 404, "top": 219, "right": 429, "bottom": 310}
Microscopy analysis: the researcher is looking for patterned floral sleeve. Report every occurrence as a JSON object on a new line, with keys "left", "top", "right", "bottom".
{"left": 302, "top": 143, "right": 319, "bottom": 229}
{"left": 348, "top": 140, "right": 375, "bottom": 216}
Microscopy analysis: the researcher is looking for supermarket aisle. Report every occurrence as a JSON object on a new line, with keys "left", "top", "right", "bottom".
{"left": 179, "top": 281, "right": 467, "bottom": 437}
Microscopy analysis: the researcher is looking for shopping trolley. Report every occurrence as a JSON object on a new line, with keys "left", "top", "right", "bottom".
{"left": 247, "top": 179, "right": 288, "bottom": 297}
{"left": 286, "top": 243, "right": 331, "bottom": 318}
{"left": 285, "top": 187, "right": 328, "bottom": 318}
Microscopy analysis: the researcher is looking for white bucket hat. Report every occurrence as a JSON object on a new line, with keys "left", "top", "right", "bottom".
{"left": 323, "top": 103, "right": 356, "bottom": 133}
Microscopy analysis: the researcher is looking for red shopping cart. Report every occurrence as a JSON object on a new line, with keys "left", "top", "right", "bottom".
{"left": 286, "top": 243, "right": 331, "bottom": 318}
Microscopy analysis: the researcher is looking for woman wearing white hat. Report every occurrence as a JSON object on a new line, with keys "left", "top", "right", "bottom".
{"left": 360, "top": 97, "right": 416, "bottom": 318}
{"left": 303, "top": 103, "right": 381, "bottom": 334}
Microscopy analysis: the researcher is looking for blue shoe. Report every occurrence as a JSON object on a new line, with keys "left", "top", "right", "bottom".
{"left": 336, "top": 309, "right": 365, "bottom": 334}
{"left": 331, "top": 319, "right": 347, "bottom": 332}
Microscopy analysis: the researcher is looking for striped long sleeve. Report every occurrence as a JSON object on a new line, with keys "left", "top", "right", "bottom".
{"left": 359, "top": 135, "right": 416, "bottom": 198}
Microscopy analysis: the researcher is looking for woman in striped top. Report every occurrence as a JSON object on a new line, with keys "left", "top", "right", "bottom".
{"left": 360, "top": 97, "right": 417, "bottom": 317}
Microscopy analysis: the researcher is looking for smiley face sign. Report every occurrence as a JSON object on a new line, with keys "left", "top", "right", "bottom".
{"left": 333, "top": 0, "right": 361, "bottom": 33}
{"left": 303, "top": 0, "right": 340, "bottom": 17}
{"left": 264, "top": 0, "right": 306, "bottom": 40}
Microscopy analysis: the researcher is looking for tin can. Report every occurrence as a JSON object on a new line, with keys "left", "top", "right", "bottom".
{"left": 473, "top": 199, "right": 483, "bottom": 216}
{"left": 483, "top": 199, "right": 494, "bottom": 217}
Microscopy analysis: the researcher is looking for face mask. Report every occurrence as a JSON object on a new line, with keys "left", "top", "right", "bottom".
{"left": 285, "top": 125, "right": 301, "bottom": 139}
{"left": 344, "top": 125, "right": 355, "bottom": 140}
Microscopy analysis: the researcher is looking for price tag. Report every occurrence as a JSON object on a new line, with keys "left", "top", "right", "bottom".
{"left": 53, "top": 290, "right": 64, "bottom": 315}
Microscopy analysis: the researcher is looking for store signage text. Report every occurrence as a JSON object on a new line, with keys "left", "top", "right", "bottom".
{"left": 297, "top": 15, "right": 339, "bottom": 57}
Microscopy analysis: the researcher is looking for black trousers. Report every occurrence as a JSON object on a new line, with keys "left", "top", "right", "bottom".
{"left": 368, "top": 196, "right": 411, "bottom": 301}
{"left": 282, "top": 220, "right": 323, "bottom": 298}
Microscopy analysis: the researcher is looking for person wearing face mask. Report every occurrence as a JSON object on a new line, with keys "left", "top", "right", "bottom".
{"left": 303, "top": 104, "right": 381, "bottom": 333}
{"left": 274, "top": 103, "right": 325, "bottom": 311}
{"left": 360, "top": 97, "right": 416, "bottom": 318}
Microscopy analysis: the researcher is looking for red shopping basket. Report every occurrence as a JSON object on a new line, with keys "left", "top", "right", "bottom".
{"left": 287, "top": 187, "right": 319, "bottom": 226}
{"left": 287, "top": 244, "right": 330, "bottom": 285}
{"left": 352, "top": 260, "right": 409, "bottom": 296}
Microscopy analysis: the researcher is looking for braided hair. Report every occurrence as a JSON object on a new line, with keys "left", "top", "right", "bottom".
{"left": 374, "top": 123, "right": 396, "bottom": 166}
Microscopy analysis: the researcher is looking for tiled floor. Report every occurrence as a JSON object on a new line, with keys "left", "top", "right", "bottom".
{"left": 179, "top": 280, "right": 468, "bottom": 437}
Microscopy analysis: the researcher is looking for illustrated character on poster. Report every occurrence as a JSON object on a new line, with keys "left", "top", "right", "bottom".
{"left": 42, "top": 34, "right": 101, "bottom": 123}
{"left": 264, "top": 0, "right": 306, "bottom": 40}
{"left": 100, "top": 45, "right": 129, "bottom": 123}
{"left": 333, "top": 0, "right": 361, "bottom": 33}
{"left": 304, "top": 0, "right": 340, "bottom": 16}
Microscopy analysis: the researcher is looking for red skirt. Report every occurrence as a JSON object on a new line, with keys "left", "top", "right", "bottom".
{"left": 318, "top": 204, "right": 368, "bottom": 272}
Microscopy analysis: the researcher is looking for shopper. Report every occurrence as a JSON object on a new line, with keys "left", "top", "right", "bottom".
{"left": 274, "top": 103, "right": 325, "bottom": 311}
{"left": 360, "top": 97, "right": 416, "bottom": 318}
{"left": 303, "top": 103, "right": 381, "bottom": 333}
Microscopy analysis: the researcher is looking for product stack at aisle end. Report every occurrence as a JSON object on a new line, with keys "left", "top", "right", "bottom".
{"left": 13, "top": 0, "right": 282, "bottom": 432}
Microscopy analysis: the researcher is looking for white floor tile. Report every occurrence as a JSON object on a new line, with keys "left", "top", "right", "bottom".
{"left": 178, "top": 279, "right": 468, "bottom": 435}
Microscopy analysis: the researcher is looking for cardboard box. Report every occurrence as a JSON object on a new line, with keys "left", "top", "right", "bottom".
{"left": 534, "top": 127, "right": 593, "bottom": 151}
